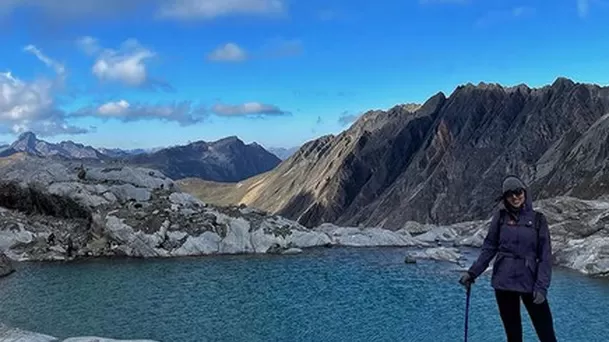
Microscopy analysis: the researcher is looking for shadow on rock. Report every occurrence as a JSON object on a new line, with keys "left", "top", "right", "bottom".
{"left": 0, "top": 181, "right": 92, "bottom": 220}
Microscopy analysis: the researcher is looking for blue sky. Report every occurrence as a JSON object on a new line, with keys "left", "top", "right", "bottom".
{"left": 0, "top": 0, "right": 607, "bottom": 150}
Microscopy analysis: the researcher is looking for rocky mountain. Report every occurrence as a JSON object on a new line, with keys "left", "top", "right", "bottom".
{"left": 268, "top": 146, "right": 300, "bottom": 160}
{"left": 0, "top": 133, "right": 281, "bottom": 183}
{"left": 97, "top": 147, "right": 151, "bottom": 158}
{"left": 0, "top": 132, "right": 107, "bottom": 160}
{"left": 178, "top": 77, "right": 609, "bottom": 229}
{"left": 127, "top": 136, "right": 281, "bottom": 182}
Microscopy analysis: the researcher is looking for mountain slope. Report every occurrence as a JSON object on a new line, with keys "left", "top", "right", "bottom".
{"left": 178, "top": 78, "right": 609, "bottom": 228}
{"left": 128, "top": 136, "right": 281, "bottom": 182}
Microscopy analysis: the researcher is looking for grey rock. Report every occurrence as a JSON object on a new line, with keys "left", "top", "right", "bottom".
{"left": 109, "top": 184, "right": 151, "bottom": 203}
{"left": 0, "top": 252, "right": 14, "bottom": 277}
{"left": 404, "top": 255, "right": 417, "bottom": 264}
{"left": 169, "top": 192, "right": 205, "bottom": 208}
{"left": 406, "top": 247, "right": 462, "bottom": 263}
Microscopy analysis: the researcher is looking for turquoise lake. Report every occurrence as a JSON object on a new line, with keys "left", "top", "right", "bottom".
{"left": 0, "top": 247, "right": 608, "bottom": 341}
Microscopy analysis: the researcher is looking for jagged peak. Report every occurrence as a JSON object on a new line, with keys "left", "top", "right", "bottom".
{"left": 212, "top": 135, "right": 243, "bottom": 145}
{"left": 16, "top": 131, "right": 37, "bottom": 141}
{"left": 552, "top": 76, "right": 576, "bottom": 88}
{"left": 476, "top": 81, "right": 504, "bottom": 90}
{"left": 505, "top": 83, "right": 531, "bottom": 94}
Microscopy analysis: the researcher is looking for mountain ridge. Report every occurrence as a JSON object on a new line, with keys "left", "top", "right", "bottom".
{"left": 177, "top": 77, "right": 609, "bottom": 228}
{"left": 0, "top": 132, "right": 281, "bottom": 182}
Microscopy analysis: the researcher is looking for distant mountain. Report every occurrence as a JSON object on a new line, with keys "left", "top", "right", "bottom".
{"left": 0, "top": 133, "right": 280, "bottom": 183}
{"left": 0, "top": 132, "right": 106, "bottom": 160}
{"left": 178, "top": 77, "right": 609, "bottom": 229}
{"left": 268, "top": 146, "right": 300, "bottom": 160}
{"left": 98, "top": 147, "right": 152, "bottom": 158}
{"left": 127, "top": 136, "right": 281, "bottom": 182}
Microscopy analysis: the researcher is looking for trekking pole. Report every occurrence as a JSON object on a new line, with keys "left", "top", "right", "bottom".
{"left": 464, "top": 285, "right": 471, "bottom": 342}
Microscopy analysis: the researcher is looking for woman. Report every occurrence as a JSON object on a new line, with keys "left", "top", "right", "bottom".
{"left": 459, "top": 175, "right": 557, "bottom": 342}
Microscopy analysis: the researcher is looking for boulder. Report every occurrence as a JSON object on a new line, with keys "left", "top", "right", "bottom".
{"left": 0, "top": 252, "right": 14, "bottom": 277}
{"left": 406, "top": 247, "right": 463, "bottom": 263}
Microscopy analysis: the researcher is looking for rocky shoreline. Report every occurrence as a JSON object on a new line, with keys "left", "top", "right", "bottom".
{"left": 0, "top": 156, "right": 607, "bottom": 279}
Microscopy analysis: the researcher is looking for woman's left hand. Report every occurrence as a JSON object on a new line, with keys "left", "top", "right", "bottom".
{"left": 533, "top": 291, "right": 546, "bottom": 304}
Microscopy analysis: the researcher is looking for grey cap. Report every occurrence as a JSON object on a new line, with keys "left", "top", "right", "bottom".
{"left": 502, "top": 176, "right": 526, "bottom": 194}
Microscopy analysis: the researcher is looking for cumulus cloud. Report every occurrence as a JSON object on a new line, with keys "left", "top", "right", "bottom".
{"left": 77, "top": 37, "right": 171, "bottom": 91}
{"left": 211, "top": 102, "right": 290, "bottom": 117}
{"left": 72, "top": 100, "right": 208, "bottom": 126}
{"left": 209, "top": 39, "right": 302, "bottom": 62}
{"left": 157, "top": 0, "right": 285, "bottom": 20}
{"left": 338, "top": 111, "right": 360, "bottom": 126}
{"left": 207, "top": 43, "right": 248, "bottom": 62}
{"left": 0, "top": 53, "right": 89, "bottom": 137}
{"left": 90, "top": 39, "right": 155, "bottom": 87}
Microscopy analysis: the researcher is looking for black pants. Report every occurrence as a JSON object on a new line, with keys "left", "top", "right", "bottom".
{"left": 494, "top": 289, "right": 557, "bottom": 342}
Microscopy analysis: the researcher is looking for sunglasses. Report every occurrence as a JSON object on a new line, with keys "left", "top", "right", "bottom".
{"left": 505, "top": 188, "right": 524, "bottom": 197}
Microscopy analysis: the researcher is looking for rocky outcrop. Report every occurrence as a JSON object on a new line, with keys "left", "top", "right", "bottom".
{"left": 181, "top": 78, "right": 609, "bottom": 229}
{"left": 0, "top": 252, "right": 13, "bottom": 277}
{"left": 0, "top": 323, "right": 157, "bottom": 342}
{"left": 0, "top": 156, "right": 429, "bottom": 263}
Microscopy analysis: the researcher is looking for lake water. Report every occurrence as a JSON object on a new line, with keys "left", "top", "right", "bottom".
{"left": 0, "top": 247, "right": 608, "bottom": 341}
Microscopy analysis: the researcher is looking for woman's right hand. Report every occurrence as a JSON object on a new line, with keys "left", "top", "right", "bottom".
{"left": 459, "top": 272, "right": 474, "bottom": 289}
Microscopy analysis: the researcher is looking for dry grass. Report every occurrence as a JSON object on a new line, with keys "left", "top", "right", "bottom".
{"left": 176, "top": 177, "right": 253, "bottom": 206}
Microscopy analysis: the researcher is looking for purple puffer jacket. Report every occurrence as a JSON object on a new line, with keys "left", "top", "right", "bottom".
{"left": 467, "top": 191, "right": 552, "bottom": 296}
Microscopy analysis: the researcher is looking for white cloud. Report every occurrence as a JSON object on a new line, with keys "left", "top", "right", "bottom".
{"left": 207, "top": 43, "right": 248, "bottom": 62}
{"left": 157, "top": 0, "right": 285, "bottom": 20}
{"left": 211, "top": 102, "right": 290, "bottom": 117}
{"left": 83, "top": 38, "right": 161, "bottom": 89}
{"left": 73, "top": 100, "right": 208, "bottom": 126}
{"left": 98, "top": 100, "right": 130, "bottom": 116}
{"left": 577, "top": 0, "right": 589, "bottom": 17}
{"left": 0, "top": 47, "right": 89, "bottom": 137}
{"left": 23, "top": 45, "right": 65, "bottom": 76}
{"left": 92, "top": 40, "right": 154, "bottom": 87}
